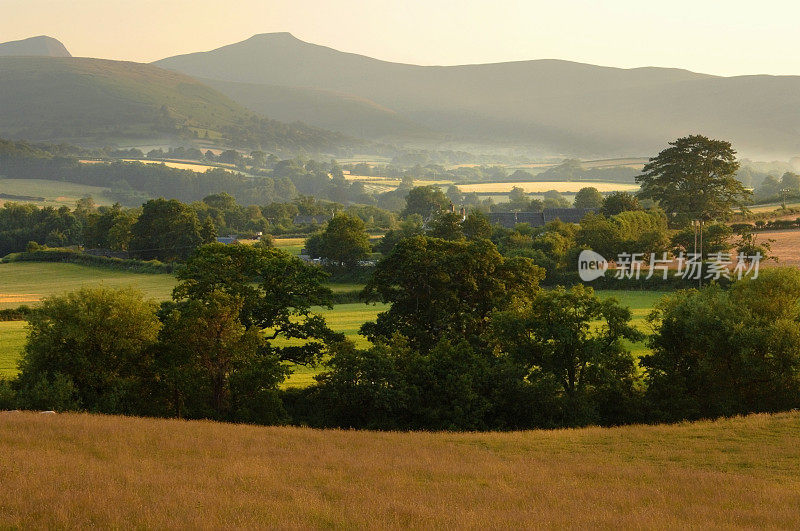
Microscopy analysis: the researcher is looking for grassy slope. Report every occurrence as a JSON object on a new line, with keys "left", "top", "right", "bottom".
{"left": 0, "top": 178, "right": 115, "bottom": 207}
{"left": 1, "top": 411, "right": 798, "bottom": 527}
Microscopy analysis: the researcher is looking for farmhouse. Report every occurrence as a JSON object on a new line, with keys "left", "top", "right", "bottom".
{"left": 489, "top": 208, "right": 595, "bottom": 229}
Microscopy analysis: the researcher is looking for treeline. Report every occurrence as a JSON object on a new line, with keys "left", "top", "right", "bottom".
{"left": 2, "top": 241, "right": 798, "bottom": 431}
{"left": 0, "top": 194, "right": 398, "bottom": 259}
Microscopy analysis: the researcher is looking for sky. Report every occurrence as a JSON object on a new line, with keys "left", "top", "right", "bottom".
{"left": 2, "top": 0, "right": 799, "bottom": 76}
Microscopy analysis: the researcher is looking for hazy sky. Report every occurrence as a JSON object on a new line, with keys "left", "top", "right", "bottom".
{"left": 3, "top": 0, "right": 799, "bottom": 76}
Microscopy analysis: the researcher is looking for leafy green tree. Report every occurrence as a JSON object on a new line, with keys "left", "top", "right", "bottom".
{"left": 15, "top": 287, "right": 161, "bottom": 413}
{"left": 491, "top": 285, "right": 643, "bottom": 425}
{"left": 174, "top": 243, "right": 339, "bottom": 365}
{"left": 129, "top": 198, "right": 205, "bottom": 261}
{"left": 362, "top": 236, "right": 544, "bottom": 351}
{"left": 401, "top": 186, "right": 450, "bottom": 219}
{"left": 671, "top": 222, "right": 732, "bottom": 255}
{"left": 156, "top": 291, "right": 287, "bottom": 422}
{"left": 426, "top": 211, "right": 465, "bottom": 241}
{"left": 306, "top": 214, "right": 371, "bottom": 268}
{"left": 643, "top": 268, "right": 800, "bottom": 420}
{"left": 462, "top": 210, "right": 493, "bottom": 240}
{"left": 573, "top": 187, "right": 604, "bottom": 210}
{"left": 543, "top": 190, "right": 570, "bottom": 209}
{"left": 600, "top": 191, "right": 642, "bottom": 216}
{"left": 637, "top": 135, "right": 749, "bottom": 223}
{"left": 374, "top": 214, "right": 424, "bottom": 255}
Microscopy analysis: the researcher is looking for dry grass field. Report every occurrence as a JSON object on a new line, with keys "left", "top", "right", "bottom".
{"left": 757, "top": 229, "right": 800, "bottom": 266}
{"left": 0, "top": 411, "right": 798, "bottom": 528}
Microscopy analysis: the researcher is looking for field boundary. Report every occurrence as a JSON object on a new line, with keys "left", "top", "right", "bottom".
{"left": 1, "top": 249, "right": 177, "bottom": 274}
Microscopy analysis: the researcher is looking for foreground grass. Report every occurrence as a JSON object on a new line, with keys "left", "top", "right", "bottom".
{"left": 0, "top": 411, "right": 798, "bottom": 528}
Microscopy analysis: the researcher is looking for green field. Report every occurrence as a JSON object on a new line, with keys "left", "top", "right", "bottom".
{"left": 0, "top": 178, "right": 115, "bottom": 207}
{"left": 0, "top": 261, "right": 667, "bottom": 385}
{"left": 0, "top": 262, "right": 177, "bottom": 309}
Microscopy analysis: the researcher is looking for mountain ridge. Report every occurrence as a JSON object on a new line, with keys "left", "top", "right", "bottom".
{"left": 0, "top": 36, "right": 71, "bottom": 58}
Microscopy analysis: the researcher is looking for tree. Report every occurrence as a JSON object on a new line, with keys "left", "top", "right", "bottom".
{"left": 573, "top": 187, "right": 604, "bottom": 210}
{"left": 129, "top": 198, "right": 205, "bottom": 261}
{"left": 600, "top": 192, "right": 642, "bottom": 216}
{"left": 491, "top": 285, "right": 643, "bottom": 425}
{"left": 15, "top": 287, "right": 161, "bottom": 413}
{"left": 637, "top": 135, "right": 749, "bottom": 223}
{"left": 426, "top": 211, "right": 465, "bottom": 241}
{"left": 156, "top": 291, "right": 287, "bottom": 422}
{"left": 543, "top": 190, "right": 570, "bottom": 209}
{"left": 401, "top": 186, "right": 450, "bottom": 219}
{"left": 462, "top": 210, "right": 493, "bottom": 240}
{"left": 374, "top": 214, "right": 424, "bottom": 255}
{"left": 643, "top": 269, "right": 800, "bottom": 420}
{"left": 361, "top": 236, "right": 544, "bottom": 351}
{"left": 306, "top": 214, "right": 371, "bottom": 268}
{"left": 174, "top": 243, "right": 340, "bottom": 365}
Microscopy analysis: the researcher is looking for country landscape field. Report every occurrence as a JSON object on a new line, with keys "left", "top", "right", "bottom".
{"left": 1, "top": 411, "right": 799, "bottom": 528}
{"left": 4, "top": 2, "right": 800, "bottom": 528}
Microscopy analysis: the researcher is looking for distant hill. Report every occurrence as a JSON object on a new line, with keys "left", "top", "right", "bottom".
{"left": 0, "top": 56, "right": 350, "bottom": 153}
{"left": 204, "top": 78, "right": 432, "bottom": 140}
{"left": 0, "top": 36, "right": 71, "bottom": 57}
{"left": 155, "top": 33, "right": 800, "bottom": 157}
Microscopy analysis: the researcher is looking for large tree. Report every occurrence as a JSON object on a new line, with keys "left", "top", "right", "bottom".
{"left": 637, "top": 135, "right": 749, "bottom": 223}
{"left": 15, "top": 287, "right": 161, "bottom": 412}
{"left": 129, "top": 198, "right": 210, "bottom": 261}
{"left": 305, "top": 213, "right": 371, "bottom": 268}
{"left": 173, "top": 243, "right": 340, "bottom": 365}
{"left": 361, "top": 236, "right": 544, "bottom": 351}
{"left": 491, "top": 285, "right": 643, "bottom": 425}
{"left": 401, "top": 185, "right": 450, "bottom": 219}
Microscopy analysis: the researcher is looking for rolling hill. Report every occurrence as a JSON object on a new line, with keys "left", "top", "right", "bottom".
{"left": 0, "top": 56, "right": 350, "bottom": 153}
{"left": 1, "top": 411, "right": 799, "bottom": 527}
{"left": 0, "top": 36, "right": 71, "bottom": 58}
{"left": 155, "top": 32, "right": 800, "bottom": 157}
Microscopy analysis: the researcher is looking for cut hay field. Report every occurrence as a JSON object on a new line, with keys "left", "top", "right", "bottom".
{"left": 0, "top": 178, "right": 115, "bottom": 207}
{"left": 1, "top": 411, "right": 798, "bottom": 528}
{"left": 457, "top": 181, "right": 640, "bottom": 194}
{"left": 755, "top": 229, "right": 800, "bottom": 266}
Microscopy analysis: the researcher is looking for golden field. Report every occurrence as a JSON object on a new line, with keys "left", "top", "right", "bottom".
{"left": 1, "top": 411, "right": 799, "bottom": 528}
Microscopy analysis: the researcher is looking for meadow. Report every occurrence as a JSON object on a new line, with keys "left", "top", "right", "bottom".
{"left": 0, "top": 259, "right": 662, "bottom": 384}
{"left": 0, "top": 178, "right": 115, "bottom": 207}
{"left": 0, "top": 410, "right": 797, "bottom": 528}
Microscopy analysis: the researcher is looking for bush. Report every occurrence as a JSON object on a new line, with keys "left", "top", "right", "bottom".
{"left": 15, "top": 373, "right": 79, "bottom": 412}
{"left": 0, "top": 379, "right": 17, "bottom": 410}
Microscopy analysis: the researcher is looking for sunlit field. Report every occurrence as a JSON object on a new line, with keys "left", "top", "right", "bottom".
{"left": 0, "top": 321, "right": 26, "bottom": 377}
{"left": 0, "top": 262, "right": 177, "bottom": 309}
{"left": 0, "top": 178, "right": 115, "bottom": 207}
{"left": 458, "top": 181, "right": 641, "bottom": 194}
{"left": 1, "top": 411, "right": 798, "bottom": 528}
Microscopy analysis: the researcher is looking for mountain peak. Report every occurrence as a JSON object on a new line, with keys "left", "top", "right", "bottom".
{"left": 0, "top": 35, "right": 71, "bottom": 58}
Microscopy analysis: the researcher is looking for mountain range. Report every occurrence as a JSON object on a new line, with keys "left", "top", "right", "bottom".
{"left": 2, "top": 33, "right": 799, "bottom": 158}
{"left": 154, "top": 32, "right": 800, "bottom": 158}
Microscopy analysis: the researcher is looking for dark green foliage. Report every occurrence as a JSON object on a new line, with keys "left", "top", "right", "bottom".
{"left": 573, "top": 187, "right": 604, "bottom": 210}
{"left": 600, "top": 191, "right": 642, "bottom": 216}
{"left": 643, "top": 268, "right": 800, "bottom": 421}
{"left": 637, "top": 135, "right": 749, "bottom": 223}
{"left": 362, "top": 236, "right": 544, "bottom": 352}
{"left": 491, "top": 285, "right": 643, "bottom": 425}
{"left": 15, "top": 287, "right": 161, "bottom": 414}
{"left": 174, "top": 243, "right": 340, "bottom": 365}
{"left": 401, "top": 186, "right": 450, "bottom": 219}
{"left": 304, "top": 214, "right": 371, "bottom": 268}
{"left": 130, "top": 198, "right": 207, "bottom": 261}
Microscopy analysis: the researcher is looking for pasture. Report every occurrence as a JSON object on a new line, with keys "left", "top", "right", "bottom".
{"left": 0, "top": 410, "right": 798, "bottom": 528}
{"left": 0, "top": 262, "right": 177, "bottom": 309}
{"left": 0, "top": 178, "right": 115, "bottom": 207}
{"left": 0, "top": 260, "right": 663, "bottom": 383}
